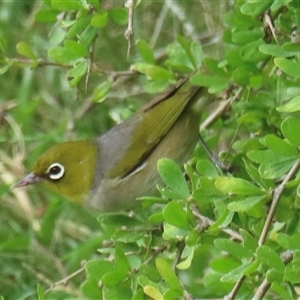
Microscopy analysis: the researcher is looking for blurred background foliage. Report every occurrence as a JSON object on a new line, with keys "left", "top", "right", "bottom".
{"left": 1, "top": 0, "right": 300, "bottom": 299}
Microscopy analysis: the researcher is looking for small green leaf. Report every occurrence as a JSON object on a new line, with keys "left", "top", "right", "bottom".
{"left": 190, "top": 73, "right": 229, "bottom": 93}
{"left": 240, "top": 40, "right": 267, "bottom": 63}
{"left": 143, "top": 285, "right": 164, "bottom": 300}
{"left": 281, "top": 117, "right": 300, "bottom": 146}
{"left": 91, "top": 12, "right": 108, "bottom": 28}
{"left": 277, "top": 95, "right": 300, "bottom": 112}
{"left": 37, "top": 284, "right": 45, "bottom": 300}
{"left": 196, "top": 159, "right": 219, "bottom": 178}
{"left": 136, "top": 40, "right": 155, "bottom": 64}
{"left": 48, "top": 46, "right": 79, "bottom": 64}
{"left": 102, "top": 270, "right": 128, "bottom": 285}
{"left": 276, "top": 233, "right": 300, "bottom": 250}
{"left": 162, "top": 201, "right": 191, "bottom": 230}
{"left": 81, "top": 278, "right": 103, "bottom": 299}
{"left": 176, "top": 246, "right": 194, "bottom": 270}
{"left": 85, "top": 259, "right": 114, "bottom": 281}
{"left": 16, "top": 41, "right": 37, "bottom": 60}
{"left": 64, "top": 39, "right": 88, "bottom": 57}
{"left": 92, "top": 81, "right": 112, "bottom": 102}
{"left": 157, "top": 158, "right": 190, "bottom": 199}
{"left": 215, "top": 177, "right": 262, "bottom": 195}
{"left": 274, "top": 58, "right": 300, "bottom": 79}
{"left": 256, "top": 245, "right": 285, "bottom": 273}
{"left": 214, "top": 239, "right": 251, "bottom": 259}
{"left": 156, "top": 258, "right": 182, "bottom": 290}
{"left": 35, "top": 9, "right": 58, "bottom": 23}
{"left": 232, "top": 29, "right": 264, "bottom": 45}
{"left": 67, "top": 60, "right": 87, "bottom": 79}
{"left": 271, "top": 282, "right": 293, "bottom": 299}
{"left": 51, "top": 0, "right": 82, "bottom": 11}
{"left": 264, "top": 134, "right": 296, "bottom": 156}
{"left": 133, "top": 63, "right": 174, "bottom": 80}
{"left": 240, "top": 0, "right": 273, "bottom": 16}
{"left": 108, "top": 7, "right": 128, "bottom": 25}
{"left": 67, "top": 15, "right": 92, "bottom": 38}
{"left": 228, "top": 195, "right": 266, "bottom": 213}
{"left": 259, "top": 44, "right": 291, "bottom": 57}
{"left": 221, "top": 261, "right": 253, "bottom": 282}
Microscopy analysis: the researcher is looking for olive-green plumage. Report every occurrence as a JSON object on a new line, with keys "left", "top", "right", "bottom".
{"left": 14, "top": 78, "right": 210, "bottom": 211}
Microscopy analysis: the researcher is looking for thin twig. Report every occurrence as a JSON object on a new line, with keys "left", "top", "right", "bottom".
{"left": 124, "top": 0, "right": 134, "bottom": 59}
{"left": 45, "top": 263, "right": 86, "bottom": 294}
{"left": 192, "top": 206, "right": 243, "bottom": 242}
{"left": 258, "top": 160, "right": 300, "bottom": 246}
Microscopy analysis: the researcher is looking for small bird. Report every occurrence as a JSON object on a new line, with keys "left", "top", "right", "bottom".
{"left": 14, "top": 77, "right": 210, "bottom": 211}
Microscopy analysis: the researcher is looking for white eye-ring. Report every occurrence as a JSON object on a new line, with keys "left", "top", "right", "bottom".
{"left": 47, "top": 163, "right": 65, "bottom": 180}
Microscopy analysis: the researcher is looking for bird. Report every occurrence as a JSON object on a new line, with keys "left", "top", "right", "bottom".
{"left": 13, "top": 77, "right": 210, "bottom": 211}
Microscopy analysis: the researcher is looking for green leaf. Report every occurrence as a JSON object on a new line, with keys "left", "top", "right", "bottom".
{"left": 193, "top": 177, "right": 226, "bottom": 203}
{"left": 215, "top": 177, "right": 263, "bottom": 195}
{"left": 67, "top": 15, "right": 92, "bottom": 38}
{"left": 240, "top": 0, "right": 273, "bottom": 16}
{"left": 228, "top": 195, "right": 266, "bottom": 213}
{"left": 102, "top": 284, "right": 132, "bottom": 300}
{"left": 190, "top": 73, "right": 229, "bottom": 93}
{"left": 51, "top": 0, "right": 82, "bottom": 11}
{"left": 271, "top": 282, "right": 294, "bottom": 299}
{"left": 133, "top": 62, "right": 174, "bottom": 80}
{"left": 143, "top": 285, "right": 164, "bottom": 300}
{"left": 214, "top": 239, "right": 251, "bottom": 260}
{"left": 162, "top": 201, "right": 191, "bottom": 230}
{"left": 81, "top": 278, "right": 103, "bottom": 299}
{"left": 48, "top": 46, "right": 79, "bottom": 64}
{"left": 281, "top": 117, "right": 300, "bottom": 146}
{"left": 221, "top": 261, "right": 253, "bottom": 282}
{"left": 157, "top": 158, "right": 190, "bottom": 199}
{"left": 67, "top": 60, "right": 87, "bottom": 79}
{"left": 274, "top": 58, "right": 300, "bottom": 79}
{"left": 102, "top": 270, "right": 128, "bottom": 285}
{"left": 91, "top": 12, "right": 108, "bottom": 28}
{"left": 277, "top": 95, "right": 300, "bottom": 112}
{"left": 92, "top": 81, "right": 112, "bottom": 102}
{"left": 177, "top": 35, "right": 201, "bottom": 69}
{"left": 259, "top": 44, "right": 291, "bottom": 57}
{"left": 256, "top": 245, "right": 285, "bottom": 273}
{"left": 156, "top": 258, "right": 182, "bottom": 290}
{"left": 240, "top": 40, "right": 267, "bottom": 63}
{"left": 85, "top": 259, "right": 114, "bottom": 281}
{"left": 37, "top": 285, "right": 45, "bottom": 300}
{"left": 35, "top": 9, "right": 58, "bottom": 23}
{"left": 232, "top": 29, "right": 264, "bottom": 45}
{"left": 264, "top": 134, "right": 296, "bottom": 156}
{"left": 196, "top": 159, "right": 219, "bottom": 178}
{"left": 16, "top": 41, "right": 37, "bottom": 60}
{"left": 276, "top": 233, "right": 300, "bottom": 250}
{"left": 108, "top": 7, "right": 128, "bottom": 25}
{"left": 176, "top": 246, "right": 194, "bottom": 270}
{"left": 136, "top": 40, "right": 155, "bottom": 64}
{"left": 64, "top": 39, "right": 88, "bottom": 57}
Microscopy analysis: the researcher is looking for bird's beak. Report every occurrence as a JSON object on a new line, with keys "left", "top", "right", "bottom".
{"left": 12, "top": 172, "right": 43, "bottom": 188}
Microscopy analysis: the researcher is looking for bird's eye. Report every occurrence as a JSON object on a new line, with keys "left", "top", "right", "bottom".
{"left": 47, "top": 163, "right": 65, "bottom": 180}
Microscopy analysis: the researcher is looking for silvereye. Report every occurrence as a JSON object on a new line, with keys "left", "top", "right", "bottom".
{"left": 14, "top": 77, "right": 210, "bottom": 211}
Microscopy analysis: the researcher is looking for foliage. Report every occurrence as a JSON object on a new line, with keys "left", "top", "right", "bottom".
{"left": 1, "top": 0, "right": 300, "bottom": 299}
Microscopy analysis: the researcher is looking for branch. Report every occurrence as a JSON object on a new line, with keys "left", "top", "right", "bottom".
{"left": 124, "top": 0, "right": 134, "bottom": 59}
